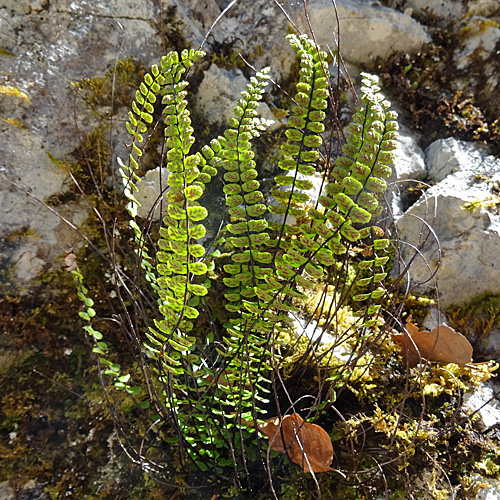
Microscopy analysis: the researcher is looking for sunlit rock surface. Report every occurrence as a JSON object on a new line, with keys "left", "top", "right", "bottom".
{"left": 396, "top": 138, "right": 500, "bottom": 307}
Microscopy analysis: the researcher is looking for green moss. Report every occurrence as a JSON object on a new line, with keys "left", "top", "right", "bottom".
{"left": 448, "top": 292, "right": 500, "bottom": 351}
{"left": 461, "top": 195, "right": 500, "bottom": 212}
{"left": 474, "top": 455, "right": 500, "bottom": 476}
{"left": 210, "top": 42, "right": 265, "bottom": 70}
{"left": 72, "top": 58, "right": 144, "bottom": 111}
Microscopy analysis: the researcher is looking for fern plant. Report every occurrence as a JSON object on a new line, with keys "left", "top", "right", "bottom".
{"left": 74, "top": 33, "right": 399, "bottom": 484}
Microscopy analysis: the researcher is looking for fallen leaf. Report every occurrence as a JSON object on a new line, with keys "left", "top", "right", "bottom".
{"left": 63, "top": 248, "right": 77, "bottom": 272}
{"left": 392, "top": 319, "right": 473, "bottom": 368}
{"left": 244, "top": 413, "right": 333, "bottom": 473}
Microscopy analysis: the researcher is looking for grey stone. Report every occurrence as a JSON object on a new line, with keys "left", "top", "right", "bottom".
{"left": 457, "top": 16, "right": 500, "bottom": 71}
{"left": 298, "top": 0, "right": 430, "bottom": 65}
{"left": 396, "top": 140, "right": 500, "bottom": 308}
{"left": 389, "top": 125, "right": 427, "bottom": 216}
{"left": 467, "top": 0, "right": 500, "bottom": 17}
{"left": 134, "top": 167, "right": 170, "bottom": 221}
{"left": 464, "top": 380, "right": 500, "bottom": 431}
{"left": 0, "top": 482, "right": 14, "bottom": 500}
{"left": 426, "top": 137, "right": 487, "bottom": 183}
{"left": 0, "top": 0, "right": 219, "bottom": 288}
{"left": 485, "top": 326, "right": 500, "bottom": 361}
{"left": 195, "top": 64, "right": 279, "bottom": 130}
{"left": 422, "top": 307, "right": 448, "bottom": 330}
{"left": 475, "top": 477, "right": 500, "bottom": 500}
{"left": 392, "top": 0, "right": 463, "bottom": 18}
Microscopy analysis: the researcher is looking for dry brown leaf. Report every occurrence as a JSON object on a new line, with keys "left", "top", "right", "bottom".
{"left": 245, "top": 413, "right": 333, "bottom": 473}
{"left": 63, "top": 248, "right": 77, "bottom": 272}
{"left": 392, "top": 319, "right": 473, "bottom": 368}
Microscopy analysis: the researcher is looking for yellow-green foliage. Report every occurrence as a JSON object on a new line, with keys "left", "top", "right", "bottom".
{"left": 461, "top": 196, "right": 500, "bottom": 212}
{"left": 0, "top": 84, "right": 31, "bottom": 103}
{"left": 0, "top": 84, "right": 31, "bottom": 128}
{"left": 448, "top": 292, "right": 500, "bottom": 344}
{"left": 72, "top": 58, "right": 144, "bottom": 110}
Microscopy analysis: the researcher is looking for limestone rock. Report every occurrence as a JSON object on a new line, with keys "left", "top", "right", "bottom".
{"left": 422, "top": 307, "right": 449, "bottom": 331}
{"left": 426, "top": 137, "right": 488, "bottom": 183}
{"left": 384, "top": 0, "right": 463, "bottom": 19}
{"left": 0, "top": 482, "right": 14, "bottom": 500}
{"left": 299, "top": 0, "right": 430, "bottom": 65}
{"left": 485, "top": 326, "right": 500, "bottom": 361}
{"left": 195, "top": 64, "right": 279, "bottom": 130}
{"left": 389, "top": 125, "right": 427, "bottom": 216}
{"left": 464, "top": 381, "right": 500, "bottom": 431}
{"left": 396, "top": 139, "right": 500, "bottom": 308}
{"left": 467, "top": 0, "right": 500, "bottom": 17}
{"left": 134, "top": 167, "right": 170, "bottom": 221}
{"left": 0, "top": 0, "right": 216, "bottom": 288}
{"left": 457, "top": 16, "right": 500, "bottom": 71}
{"left": 474, "top": 477, "right": 500, "bottom": 500}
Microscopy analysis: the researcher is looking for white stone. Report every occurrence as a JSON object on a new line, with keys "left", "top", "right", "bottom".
{"left": 401, "top": 0, "right": 463, "bottom": 18}
{"left": 422, "top": 307, "right": 448, "bottom": 330}
{"left": 475, "top": 476, "right": 500, "bottom": 500}
{"left": 292, "top": 315, "right": 336, "bottom": 345}
{"left": 389, "top": 125, "right": 427, "bottom": 216}
{"left": 396, "top": 140, "right": 500, "bottom": 307}
{"left": 457, "top": 17, "right": 500, "bottom": 70}
{"left": 195, "top": 64, "right": 279, "bottom": 130}
{"left": 426, "top": 138, "right": 487, "bottom": 183}
{"left": 0, "top": 482, "right": 14, "bottom": 500}
{"left": 299, "top": 0, "right": 430, "bottom": 65}
{"left": 134, "top": 167, "right": 170, "bottom": 220}
{"left": 464, "top": 381, "right": 500, "bottom": 430}
{"left": 467, "top": 0, "right": 500, "bottom": 18}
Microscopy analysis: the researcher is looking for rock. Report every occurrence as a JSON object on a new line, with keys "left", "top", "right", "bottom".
{"left": 0, "top": 482, "right": 14, "bottom": 500}
{"left": 387, "top": 0, "right": 463, "bottom": 19}
{"left": 485, "top": 326, "right": 500, "bottom": 361}
{"left": 134, "top": 167, "right": 170, "bottom": 220}
{"left": 422, "top": 307, "right": 448, "bottom": 330}
{"left": 388, "top": 124, "right": 427, "bottom": 215}
{"left": 467, "top": 0, "right": 500, "bottom": 18}
{"left": 0, "top": 0, "right": 222, "bottom": 289}
{"left": 426, "top": 138, "right": 487, "bottom": 183}
{"left": 457, "top": 17, "right": 500, "bottom": 71}
{"left": 0, "top": 481, "right": 47, "bottom": 500}
{"left": 291, "top": 316, "right": 336, "bottom": 345}
{"left": 195, "top": 64, "right": 279, "bottom": 130}
{"left": 396, "top": 139, "right": 500, "bottom": 308}
{"left": 298, "top": 0, "right": 430, "bottom": 65}
{"left": 474, "top": 475, "right": 500, "bottom": 500}
{"left": 208, "top": 0, "right": 430, "bottom": 85}
{"left": 464, "top": 380, "right": 500, "bottom": 432}
{"left": 199, "top": 0, "right": 298, "bottom": 82}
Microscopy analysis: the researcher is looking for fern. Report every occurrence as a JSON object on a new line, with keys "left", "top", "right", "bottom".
{"left": 76, "top": 33, "right": 399, "bottom": 478}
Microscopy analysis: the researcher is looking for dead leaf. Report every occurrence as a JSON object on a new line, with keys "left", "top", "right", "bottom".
{"left": 244, "top": 413, "right": 333, "bottom": 473}
{"left": 63, "top": 248, "right": 77, "bottom": 272}
{"left": 392, "top": 319, "right": 473, "bottom": 368}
